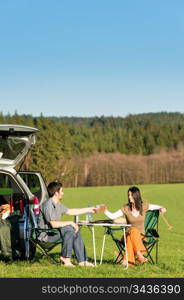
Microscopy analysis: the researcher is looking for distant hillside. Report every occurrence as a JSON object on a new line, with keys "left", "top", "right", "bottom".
{"left": 1, "top": 111, "right": 184, "bottom": 186}
{"left": 1, "top": 111, "right": 184, "bottom": 156}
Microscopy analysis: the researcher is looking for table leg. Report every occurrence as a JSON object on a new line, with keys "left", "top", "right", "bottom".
{"left": 100, "top": 233, "right": 106, "bottom": 265}
{"left": 123, "top": 227, "right": 128, "bottom": 269}
{"left": 91, "top": 226, "right": 97, "bottom": 266}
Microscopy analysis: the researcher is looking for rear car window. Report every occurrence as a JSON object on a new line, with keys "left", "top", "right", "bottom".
{"left": 0, "top": 136, "right": 26, "bottom": 160}
{"left": 0, "top": 173, "right": 25, "bottom": 212}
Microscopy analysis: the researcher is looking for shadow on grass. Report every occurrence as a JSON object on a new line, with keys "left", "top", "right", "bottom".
{"left": 95, "top": 258, "right": 116, "bottom": 265}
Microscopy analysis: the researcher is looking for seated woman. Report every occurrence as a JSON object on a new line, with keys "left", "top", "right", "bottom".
{"left": 103, "top": 186, "right": 166, "bottom": 266}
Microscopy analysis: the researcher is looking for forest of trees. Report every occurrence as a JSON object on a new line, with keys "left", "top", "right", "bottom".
{"left": 1, "top": 111, "right": 184, "bottom": 186}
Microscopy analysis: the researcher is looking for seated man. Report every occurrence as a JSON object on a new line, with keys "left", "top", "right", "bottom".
{"left": 38, "top": 181, "right": 96, "bottom": 267}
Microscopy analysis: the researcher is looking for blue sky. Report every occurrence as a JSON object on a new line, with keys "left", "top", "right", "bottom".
{"left": 0, "top": 0, "right": 184, "bottom": 117}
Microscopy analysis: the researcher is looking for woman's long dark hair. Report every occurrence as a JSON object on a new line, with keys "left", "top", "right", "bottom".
{"left": 128, "top": 186, "right": 143, "bottom": 215}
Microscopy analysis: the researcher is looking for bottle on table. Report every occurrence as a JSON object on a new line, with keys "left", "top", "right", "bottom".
{"left": 86, "top": 205, "right": 93, "bottom": 222}
{"left": 74, "top": 215, "right": 79, "bottom": 223}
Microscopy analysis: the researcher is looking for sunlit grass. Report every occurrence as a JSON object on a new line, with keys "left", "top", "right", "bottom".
{"left": 0, "top": 183, "right": 183, "bottom": 278}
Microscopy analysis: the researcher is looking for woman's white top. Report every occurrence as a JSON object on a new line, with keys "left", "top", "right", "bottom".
{"left": 104, "top": 204, "right": 162, "bottom": 220}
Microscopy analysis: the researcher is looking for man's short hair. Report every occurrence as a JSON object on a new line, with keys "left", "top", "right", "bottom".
{"left": 47, "top": 181, "right": 62, "bottom": 197}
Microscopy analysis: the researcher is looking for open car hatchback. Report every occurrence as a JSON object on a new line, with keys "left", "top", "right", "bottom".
{"left": 0, "top": 124, "right": 49, "bottom": 260}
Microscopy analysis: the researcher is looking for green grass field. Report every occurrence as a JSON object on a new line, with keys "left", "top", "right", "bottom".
{"left": 0, "top": 183, "right": 184, "bottom": 278}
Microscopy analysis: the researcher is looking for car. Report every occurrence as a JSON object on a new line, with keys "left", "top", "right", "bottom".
{"left": 0, "top": 124, "right": 49, "bottom": 260}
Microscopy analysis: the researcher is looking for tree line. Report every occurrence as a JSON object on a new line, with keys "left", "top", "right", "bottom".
{"left": 1, "top": 111, "right": 184, "bottom": 186}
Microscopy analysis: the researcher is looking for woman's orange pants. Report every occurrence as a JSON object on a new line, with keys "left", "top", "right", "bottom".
{"left": 123, "top": 227, "right": 146, "bottom": 265}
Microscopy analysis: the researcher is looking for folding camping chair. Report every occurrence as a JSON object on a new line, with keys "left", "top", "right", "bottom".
{"left": 143, "top": 209, "right": 159, "bottom": 264}
{"left": 28, "top": 209, "right": 63, "bottom": 265}
{"left": 106, "top": 209, "right": 160, "bottom": 265}
{"left": 29, "top": 227, "right": 63, "bottom": 264}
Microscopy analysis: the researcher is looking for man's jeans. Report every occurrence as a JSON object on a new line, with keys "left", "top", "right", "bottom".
{"left": 46, "top": 225, "right": 87, "bottom": 262}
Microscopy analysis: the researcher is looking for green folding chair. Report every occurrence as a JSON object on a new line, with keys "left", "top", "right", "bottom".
{"left": 29, "top": 227, "right": 63, "bottom": 264}
{"left": 106, "top": 210, "right": 160, "bottom": 265}
{"left": 104, "top": 226, "right": 125, "bottom": 264}
{"left": 143, "top": 209, "right": 159, "bottom": 264}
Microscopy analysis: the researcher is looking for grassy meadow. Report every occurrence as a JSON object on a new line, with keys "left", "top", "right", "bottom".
{"left": 0, "top": 183, "right": 183, "bottom": 278}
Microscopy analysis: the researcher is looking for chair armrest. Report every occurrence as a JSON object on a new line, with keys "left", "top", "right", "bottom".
{"left": 145, "top": 229, "right": 159, "bottom": 238}
{"left": 35, "top": 228, "right": 59, "bottom": 233}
